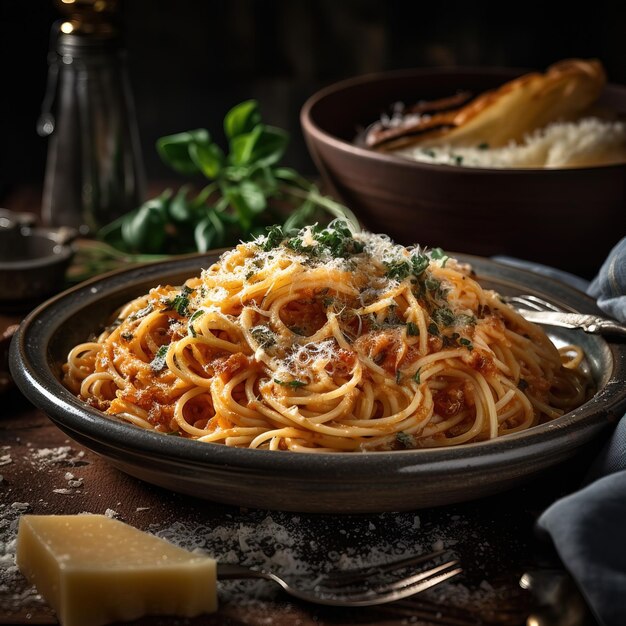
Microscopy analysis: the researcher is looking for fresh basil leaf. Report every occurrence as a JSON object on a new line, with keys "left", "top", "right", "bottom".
{"left": 239, "top": 180, "right": 267, "bottom": 214}
{"left": 249, "top": 126, "right": 288, "bottom": 167}
{"left": 156, "top": 129, "right": 210, "bottom": 175}
{"left": 230, "top": 125, "right": 264, "bottom": 166}
{"left": 224, "top": 100, "right": 261, "bottom": 139}
{"left": 225, "top": 187, "right": 253, "bottom": 230}
{"left": 221, "top": 164, "right": 251, "bottom": 182}
{"left": 121, "top": 197, "right": 168, "bottom": 253}
{"left": 194, "top": 211, "right": 225, "bottom": 252}
{"left": 189, "top": 141, "right": 224, "bottom": 179}
{"left": 169, "top": 185, "right": 193, "bottom": 222}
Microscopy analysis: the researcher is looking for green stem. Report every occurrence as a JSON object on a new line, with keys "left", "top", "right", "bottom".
{"left": 282, "top": 184, "right": 361, "bottom": 232}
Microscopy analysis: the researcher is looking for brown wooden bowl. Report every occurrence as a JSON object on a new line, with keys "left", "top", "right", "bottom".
{"left": 300, "top": 66, "right": 626, "bottom": 279}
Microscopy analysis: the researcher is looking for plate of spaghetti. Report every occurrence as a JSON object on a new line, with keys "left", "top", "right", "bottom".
{"left": 10, "top": 221, "right": 626, "bottom": 512}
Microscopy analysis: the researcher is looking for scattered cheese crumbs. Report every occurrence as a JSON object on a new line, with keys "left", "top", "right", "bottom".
{"left": 63, "top": 473, "right": 84, "bottom": 489}
{"left": 29, "top": 446, "right": 86, "bottom": 470}
{"left": 104, "top": 508, "right": 119, "bottom": 519}
{"left": 135, "top": 507, "right": 150, "bottom": 512}
{"left": 52, "top": 489, "right": 73, "bottom": 495}
{"left": 0, "top": 454, "right": 12, "bottom": 466}
{"left": 16, "top": 515, "right": 218, "bottom": 626}
{"left": 10, "top": 502, "right": 30, "bottom": 512}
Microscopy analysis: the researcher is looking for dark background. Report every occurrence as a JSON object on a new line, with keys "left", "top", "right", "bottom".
{"left": 2, "top": 0, "right": 626, "bottom": 197}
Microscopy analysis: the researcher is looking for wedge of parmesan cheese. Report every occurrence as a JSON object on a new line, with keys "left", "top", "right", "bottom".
{"left": 16, "top": 514, "right": 217, "bottom": 626}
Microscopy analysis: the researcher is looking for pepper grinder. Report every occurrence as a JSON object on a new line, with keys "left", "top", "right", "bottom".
{"left": 39, "top": 0, "right": 145, "bottom": 234}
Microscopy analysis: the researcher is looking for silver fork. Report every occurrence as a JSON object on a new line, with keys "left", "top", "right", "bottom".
{"left": 216, "top": 548, "right": 462, "bottom": 606}
{"left": 505, "top": 294, "right": 626, "bottom": 339}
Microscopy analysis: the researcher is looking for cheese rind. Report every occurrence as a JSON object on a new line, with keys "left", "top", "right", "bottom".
{"left": 16, "top": 514, "right": 217, "bottom": 626}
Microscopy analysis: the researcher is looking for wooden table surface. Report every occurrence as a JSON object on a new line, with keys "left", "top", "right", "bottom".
{"left": 0, "top": 185, "right": 601, "bottom": 626}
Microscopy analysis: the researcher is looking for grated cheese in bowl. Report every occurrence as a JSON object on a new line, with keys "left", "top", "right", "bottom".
{"left": 395, "top": 117, "right": 626, "bottom": 169}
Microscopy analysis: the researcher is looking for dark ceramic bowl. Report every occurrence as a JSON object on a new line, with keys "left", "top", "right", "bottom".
{"left": 9, "top": 252, "right": 626, "bottom": 513}
{"left": 0, "top": 221, "right": 76, "bottom": 310}
{"left": 300, "top": 66, "right": 626, "bottom": 279}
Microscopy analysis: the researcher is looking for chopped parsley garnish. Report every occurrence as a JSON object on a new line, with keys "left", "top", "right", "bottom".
{"left": 120, "top": 331, "right": 134, "bottom": 341}
{"left": 518, "top": 379, "right": 529, "bottom": 391}
{"left": 396, "top": 370, "right": 402, "bottom": 384}
{"left": 250, "top": 325, "right": 276, "bottom": 348}
{"left": 459, "top": 337, "right": 473, "bottom": 350}
{"left": 425, "top": 277, "right": 441, "bottom": 292}
{"left": 477, "top": 142, "right": 490, "bottom": 150}
{"left": 442, "top": 331, "right": 461, "bottom": 347}
{"left": 150, "top": 344, "right": 169, "bottom": 371}
{"left": 274, "top": 378, "right": 306, "bottom": 388}
{"left": 396, "top": 432, "right": 414, "bottom": 448}
{"left": 406, "top": 321, "right": 420, "bottom": 336}
{"left": 286, "top": 220, "right": 364, "bottom": 259}
{"left": 384, "top": 259, "right": 412, "bottom": 281}
{"left": 384, "top": 253, "right": 429, "bottom": 281}
{"left": 188, "top": 309, "right": 205, "bottom": 337}
{"left": 129, "top": 303, "right": 153, "bottom": 320}
{"left": 264, "top": 220, "right": 363, "bottom": 260}
{"left": 166, "top": 286, "right": 194, "bottom": 316}
{"left": 431, "top": 307, "right": 455, "bottom": 327}
{"left": 456, "top": 313, "right": 476, "bottom": 326}
{"left": 428, "top": 322, "right": 440, "bottom": 336}
{"left": 413, "top": 369, "right": 421, "bottom": 383}
{"left": 430, "top": 247, "right": 449, "bottom": 267}
{"left": 261, "top": 225, "right": 285, "bottom": 251}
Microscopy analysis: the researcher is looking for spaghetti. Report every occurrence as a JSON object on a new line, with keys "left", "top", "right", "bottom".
{"left": 62, "top": 221, "right": 591, "bottom": 452}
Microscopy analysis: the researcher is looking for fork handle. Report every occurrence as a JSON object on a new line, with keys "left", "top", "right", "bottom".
{"left": 589, "top": 319, "right": 626, "bottom": 339}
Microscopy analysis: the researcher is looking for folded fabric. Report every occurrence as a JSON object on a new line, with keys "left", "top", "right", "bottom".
{"left": 496, "top": 236, "right": 626, "bottom": 626}
{"left": 587, "top": 236, "right": 626, "bottom": 324}
{"left": 536, "top": 471, "right": 626, "bottom": 626}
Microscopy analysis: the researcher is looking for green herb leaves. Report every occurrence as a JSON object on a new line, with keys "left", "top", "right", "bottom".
{"left": 97, "top": 100, "right": 359, "bottom": 258}
{"left": 384, "top": 253, "right": 429, "bottom": 281}
{"left": 166, "top": 286, "right": 194, "bottom": 317}
{"left": 250, "top": 325, "right": 276, "bottom": 349}
{"left": 150, "top": 345, "right": 169, "bottom": 371}
{"left": 273, "top": 378, "right": 306, "bottom": 388}
{"left": 260, "top": 220, "right": 363, "bottom": 260}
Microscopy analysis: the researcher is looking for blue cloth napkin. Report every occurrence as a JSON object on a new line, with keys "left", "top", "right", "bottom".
{"left": 495, "top": 236, "right": 626, "bottom": 626}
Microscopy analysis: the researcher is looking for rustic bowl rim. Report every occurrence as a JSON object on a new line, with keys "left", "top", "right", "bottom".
{"left": 300, "top": 64, "right": 626, "bottom": 175}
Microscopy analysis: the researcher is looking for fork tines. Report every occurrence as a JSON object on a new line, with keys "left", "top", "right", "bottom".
{"left": 315, "top": 550, "right": 462, "bottom": 606}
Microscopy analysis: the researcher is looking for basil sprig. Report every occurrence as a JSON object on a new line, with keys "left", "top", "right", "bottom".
{"left": 98, "top": 100, "right": 358, "bottom": 255}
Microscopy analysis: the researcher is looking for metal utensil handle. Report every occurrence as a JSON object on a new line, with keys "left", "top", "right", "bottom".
{"left": 588, "top": 318, "right": 626, "bottom": 339}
